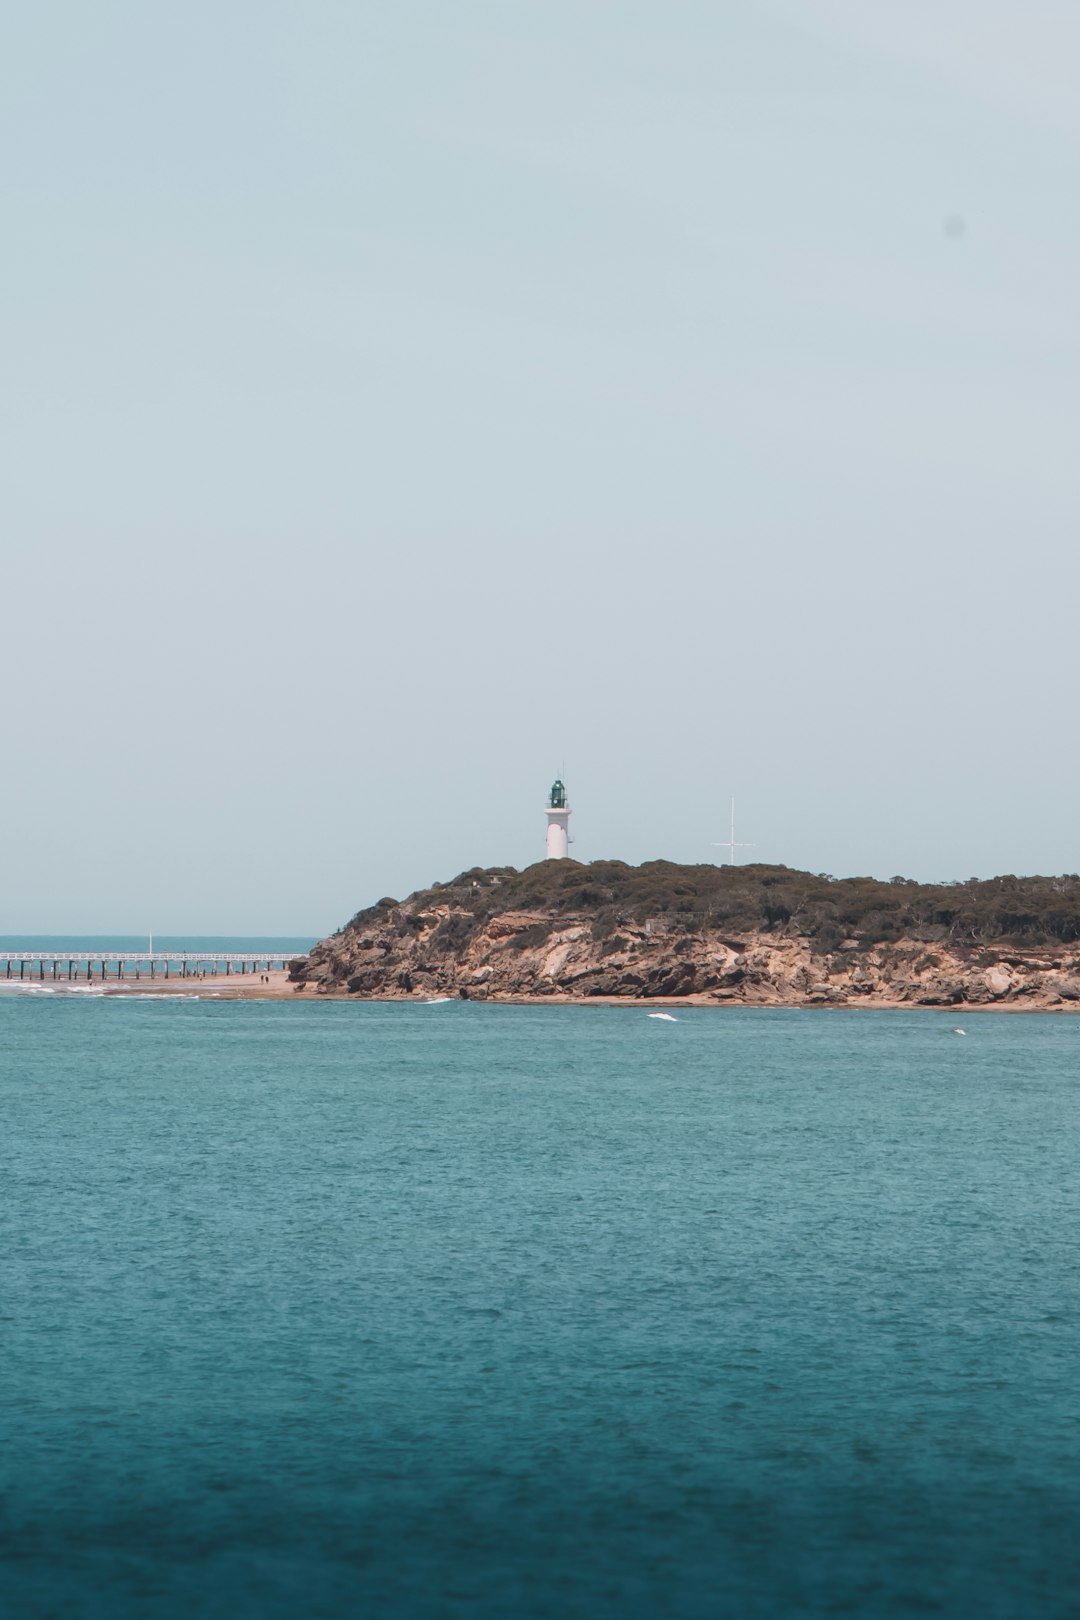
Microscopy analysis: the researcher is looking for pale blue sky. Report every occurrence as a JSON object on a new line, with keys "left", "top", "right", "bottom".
{"left": 3, "top": 2, "right": 1079, "bottom": 931}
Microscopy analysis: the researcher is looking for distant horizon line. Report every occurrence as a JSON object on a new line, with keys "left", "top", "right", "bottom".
{"left": 7, "top": 862, "right": 1080, "bottom": 941}
{"left": 0, "top": 932, "right": 323, "bottom": 941}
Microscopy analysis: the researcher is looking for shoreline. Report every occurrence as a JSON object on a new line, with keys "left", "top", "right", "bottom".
{"left": 86, "top": 975, "right": 1080, "bottom": 1013}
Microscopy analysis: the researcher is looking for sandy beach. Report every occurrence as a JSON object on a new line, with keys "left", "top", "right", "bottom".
{"left": 104, "top": 970, "right": 305, "bottom": 1000}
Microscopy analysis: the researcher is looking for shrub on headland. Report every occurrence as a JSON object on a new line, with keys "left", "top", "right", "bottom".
{"left": 345, "top": 863, "right": 1080, "bottom": 949}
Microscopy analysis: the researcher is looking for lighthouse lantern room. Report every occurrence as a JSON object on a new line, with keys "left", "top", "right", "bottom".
{"left": 545, "top": 778, "right": 571, "bottom": 859}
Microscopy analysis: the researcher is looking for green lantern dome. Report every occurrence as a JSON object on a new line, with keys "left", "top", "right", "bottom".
{"left": 548, "top": 779, "right": 567, "bottom": 809}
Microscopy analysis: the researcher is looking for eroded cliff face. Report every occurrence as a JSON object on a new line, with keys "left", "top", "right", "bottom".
{"left": 290, "top": 902, "right": 1080, "bottom": 1008}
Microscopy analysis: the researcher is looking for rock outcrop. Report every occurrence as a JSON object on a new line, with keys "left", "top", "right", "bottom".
{"left": 289, "top": 862, "right": 1080, "bottom": 1009}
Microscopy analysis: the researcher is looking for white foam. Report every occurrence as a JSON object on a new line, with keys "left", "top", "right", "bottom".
{"left": 0, "top": 982, "right": 106, "bottom": 997}
{"left": 0, "top": 981, "right": 202, "bottom": 1001}
{"left": 112, "top": 993, "right": 199, "bottom": 1000}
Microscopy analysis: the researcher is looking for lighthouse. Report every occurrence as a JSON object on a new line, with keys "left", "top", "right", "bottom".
{"left": 545, "top": 778, "right": 571, "bottom": 860}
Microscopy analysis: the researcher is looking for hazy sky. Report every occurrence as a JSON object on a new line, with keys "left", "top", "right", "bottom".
{"left": 4, "top": 1, "right": 1079, "bottom": 932}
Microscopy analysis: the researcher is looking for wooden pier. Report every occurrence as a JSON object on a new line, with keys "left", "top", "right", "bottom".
{"left": 2, "top": 952, "right": 306, "bottom": 982}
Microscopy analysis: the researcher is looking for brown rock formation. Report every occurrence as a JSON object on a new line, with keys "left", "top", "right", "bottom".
{"left": 289, "top": 862, "right": 1080, "bottom": 1010}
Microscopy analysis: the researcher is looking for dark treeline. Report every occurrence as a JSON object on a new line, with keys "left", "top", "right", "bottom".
{"left": 347, "top": 861, "right": 1080, "bottom": 950}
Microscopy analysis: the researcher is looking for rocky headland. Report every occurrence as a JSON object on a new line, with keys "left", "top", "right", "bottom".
{"left": 289, "top": 861, "right": 1080, "bottom": 1010}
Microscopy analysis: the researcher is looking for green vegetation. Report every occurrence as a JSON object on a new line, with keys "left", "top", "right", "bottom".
{"left": 345, "top": 861, "right": 1080, "bottom": 949}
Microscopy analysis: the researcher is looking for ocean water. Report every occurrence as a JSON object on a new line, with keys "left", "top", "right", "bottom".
{"left": 4, "top": 998, "right": 1080, "bottom": 1618}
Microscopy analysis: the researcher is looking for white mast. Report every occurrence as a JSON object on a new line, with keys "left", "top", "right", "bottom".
{"left": 713, "top": 798, "right": 754, "bottom": 866}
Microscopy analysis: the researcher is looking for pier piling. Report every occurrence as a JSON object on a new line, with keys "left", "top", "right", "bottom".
{"left": 2, "top": 950, "right": 301, "bottom": 987}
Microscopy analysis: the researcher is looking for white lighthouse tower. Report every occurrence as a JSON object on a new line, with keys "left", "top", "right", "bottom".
{"left": 545, "top": 778, "right": 571, "bottom": 859}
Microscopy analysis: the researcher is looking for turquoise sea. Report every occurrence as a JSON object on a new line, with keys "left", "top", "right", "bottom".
{"left": 4, "top": 986, "right": 1080, "bottom": 1617}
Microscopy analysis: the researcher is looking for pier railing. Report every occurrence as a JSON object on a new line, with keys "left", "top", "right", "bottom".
{"left": 3, "top": 952, "right": 307, "bottom": 982}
